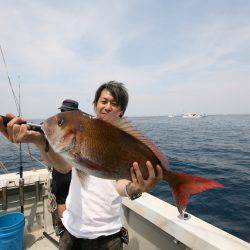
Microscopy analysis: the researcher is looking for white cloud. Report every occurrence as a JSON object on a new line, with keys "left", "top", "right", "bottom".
{"left": 0, "top": 1, "right": 249, "bottom": 118}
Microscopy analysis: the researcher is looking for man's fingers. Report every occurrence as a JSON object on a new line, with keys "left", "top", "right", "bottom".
{"left": 12, "top": 124, "right": 21, "bottom": 143}
{"left": 130, "top": 166, "right": 137, "bottom": 183}
{"left": 5, "top": 113, "right": 15, "bottom": 119}
{"left": 156, "top": 165, "right": 163, "bottom": 180}
{"left": 7, "top": 122, "right": 14, "bottom": 142}
{"left": 6, "top": 116, "right": 27, "bottom": 142}
{"left": 0, "top": 117, "right": 8, "bottom": 138}
{"left": 7, "top": 117, "right": 21, "bottom": 142}
{"left": 16, "top": 124, "right": 29, "bottom": 143}
{"left": 0, "top": 114, "right": 15, "bottom": 138}
{"left": 16, "top": 124, "right": 38, "bottom": 143}
{"left": 146, "top": 161, "right": 156, "bottom": 180}
{"left": 133, "top": 162, "right": 144, "bottom": 185}
{"left": 7, "top": 116, "right": 26, "bottom": 126}
{"left": 0, "top": 114, "right": 38, "bottom": 144}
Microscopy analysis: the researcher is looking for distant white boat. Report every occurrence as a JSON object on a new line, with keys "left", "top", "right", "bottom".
{"left": 182, "top": 113, "right": 206, "bottom": 118}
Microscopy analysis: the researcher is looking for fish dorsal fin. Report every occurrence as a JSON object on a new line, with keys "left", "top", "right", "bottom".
{"left": 101, "top": 114, "right": 169, "bottom": 168}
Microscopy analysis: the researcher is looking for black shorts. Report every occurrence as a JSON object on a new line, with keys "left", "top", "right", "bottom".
{"left": 51, "top": 169, "right": 72, "bottom": 205}
{"left": 59, "top": 228, "right": 123, "bottom": 250}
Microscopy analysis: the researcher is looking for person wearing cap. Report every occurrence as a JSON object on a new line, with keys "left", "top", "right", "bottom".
{"left": 51, "top": 99, "right": 79, "bottom": 235}
{"left": 59, "top": 99, "right": 79, "bottom": 112}
{"left": 0, "top": 81, "right": 162, "bottom": 250}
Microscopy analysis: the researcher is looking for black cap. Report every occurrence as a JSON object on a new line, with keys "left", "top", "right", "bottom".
{"left": 59, "top": 99, "right": 79, "bottom": 111}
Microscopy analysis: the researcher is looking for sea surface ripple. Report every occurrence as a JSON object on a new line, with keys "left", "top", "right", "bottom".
{"left": 0, "top": 114, "right": 249, "bottom": 242}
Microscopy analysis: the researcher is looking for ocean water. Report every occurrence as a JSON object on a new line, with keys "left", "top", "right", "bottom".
{"left": 0, "top": 115, "right": 249, "bottom": 242}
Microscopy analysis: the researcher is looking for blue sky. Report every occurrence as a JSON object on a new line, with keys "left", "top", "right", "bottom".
{"left": 0, "top": 0, "right": 249, "bottom": 118}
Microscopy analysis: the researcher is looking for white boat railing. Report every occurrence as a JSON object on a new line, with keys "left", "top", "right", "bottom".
{"left": 0, "top": 169, "right": 249, "bottom": 250}
{"left": 122, "top": 193, "right": 250, "bottom": 250}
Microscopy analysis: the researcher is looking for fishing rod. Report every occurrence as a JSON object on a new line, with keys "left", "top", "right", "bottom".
{"left": 0, "top": 45, "right": 44, "bottom": 213}
{"left": 0, "top": 45, "right": 23, "bottom": 213}
{"left": 0, "top": 115, "right": 49, "bottom": 154}
{"left": 0, "top": 115, "right": 43, "bottom": 133}
{"left": 18, "top": 81, "right": 24, "bottom": 212}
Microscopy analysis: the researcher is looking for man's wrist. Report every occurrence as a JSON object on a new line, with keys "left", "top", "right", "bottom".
{"left": 124, "top": 182, "right": 130, "bottom": 197}
{"left": 125, "top": 182, "right": 142, "bottom": 200}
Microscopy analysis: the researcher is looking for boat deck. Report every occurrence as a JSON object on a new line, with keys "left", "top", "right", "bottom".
{"left": 25, "top": 230, "right": 58, "bottom": 249}
{"left": 1, "top": 169, "right": 249, "bottom": 250}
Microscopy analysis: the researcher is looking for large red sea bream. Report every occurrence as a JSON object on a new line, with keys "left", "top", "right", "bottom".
{"left": 42, "top": 110, "right": 224, "bottom": 215}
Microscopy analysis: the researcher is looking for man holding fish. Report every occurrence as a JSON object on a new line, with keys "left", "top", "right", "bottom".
{"left": 0, "top": 81, "right": 163, "bottom": 249}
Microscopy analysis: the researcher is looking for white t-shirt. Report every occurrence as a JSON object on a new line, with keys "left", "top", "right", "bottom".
{"left": 61, "top": 168, "right": 123, "bottom": 239}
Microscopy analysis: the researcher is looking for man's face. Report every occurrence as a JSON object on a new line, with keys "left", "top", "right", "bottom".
{"left": 96, "top": 89, "right": 123, "bottom": 119}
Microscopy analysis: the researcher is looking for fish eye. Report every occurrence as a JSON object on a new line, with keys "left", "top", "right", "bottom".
{"left": 57, "top": 118, "right": 64, "bottom": 127}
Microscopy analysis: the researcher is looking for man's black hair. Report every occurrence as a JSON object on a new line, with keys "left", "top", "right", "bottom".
{"left": 93, "top": 81, "right": 129, "bottom": 116}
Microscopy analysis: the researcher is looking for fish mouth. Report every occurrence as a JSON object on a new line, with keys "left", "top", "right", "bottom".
{"left": 41, "top": 121, "right": 55, "bottom": 150}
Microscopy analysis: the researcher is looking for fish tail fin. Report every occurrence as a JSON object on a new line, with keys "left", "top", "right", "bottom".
{"left": 164, "top": 171, "right": 224, "bottom": 215}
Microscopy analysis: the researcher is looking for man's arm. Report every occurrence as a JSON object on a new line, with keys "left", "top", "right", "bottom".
{"left": 0, "top": 114, "right": 72, "bottom": 174}
{"left": 116, "top": 161, "right": 163, "bottom": 197}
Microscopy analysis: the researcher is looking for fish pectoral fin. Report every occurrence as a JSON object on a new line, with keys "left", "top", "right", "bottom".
{"left": 74, "top": 154, "right": 102, "bottom": 171}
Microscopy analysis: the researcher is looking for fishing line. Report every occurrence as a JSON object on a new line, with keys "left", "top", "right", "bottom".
{"left": 1, "top": 45, "right": 32, "bottom": 213}
{"left": 0, "top": 161, "right": 8, "bottom": 174}
{"left": 18, "top": 80, "right": 23, "bottom": 179}
{"left": 18, "top": 76, "right": 22, "bottom": 116}
{"left": 12, "top": 143, "right": 49, "bottom": 169}
{"left": 0, "top": 45, "right": 19, "bottom": 112}
{"left": 3, "top": 59, "right": 37, "bottom": 166}
{"left": 0, "top": 54, "right": 38, "bottom": 171}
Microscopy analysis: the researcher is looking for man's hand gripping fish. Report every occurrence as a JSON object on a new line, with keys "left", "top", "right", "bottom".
{"left": 42, "top": 110, "right": 224, "bottom": 216}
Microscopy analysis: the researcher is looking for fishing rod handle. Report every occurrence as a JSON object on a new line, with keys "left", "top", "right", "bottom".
{"left": 0, "top": 115, "right": 43, "bottom": 133}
